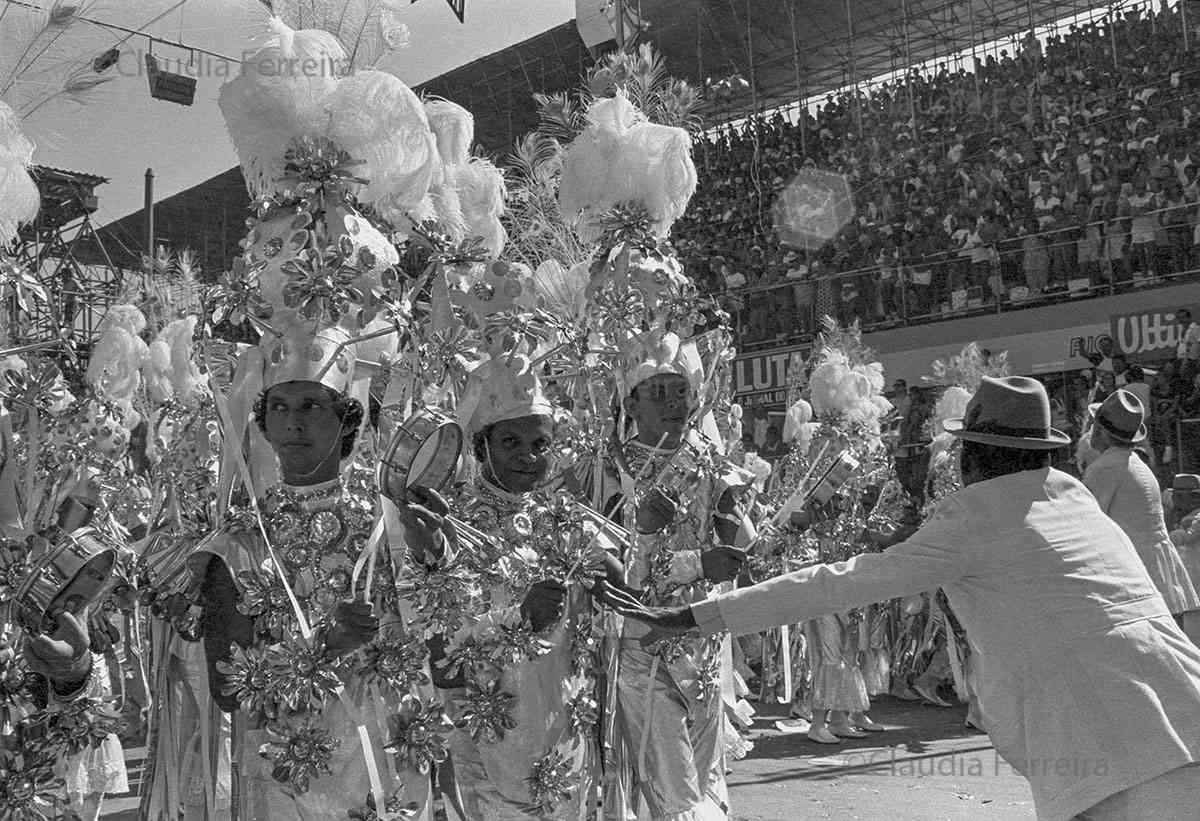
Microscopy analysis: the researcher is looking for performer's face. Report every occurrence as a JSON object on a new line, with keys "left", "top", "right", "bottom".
{"left": 479, "top": 414, "right": 554, "bottom": 493}
{"left": 625, "top": 374, "right": 696, "bottom": 445}
{"left": 262, "top": 381, "right": 347, "bottom": 484}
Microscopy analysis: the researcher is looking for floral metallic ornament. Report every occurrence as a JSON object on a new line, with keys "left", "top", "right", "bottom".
{"left": 0, "top": 749, "right": 64, "bottom": 820}
{"left": 207, "top": 257, "right": 270, "bottom": 328}
{"left": 523, "top": 748, "right": 579, "bottom": 816}
{"left": 269, "top": 637, "right": 345, "bottom": 714}
{"left": 383, "top": 696, "right": 452, "bottom": 775}
{"left": 456, "top": 681, "right": 518, "bottom": 743}
{"left": 356, "top": 636, "right": 430, "bottom": 696}
{"left": 259, "top": 718, "right": 341, "bottom": 794}
{"left": 217, "top": 644, "right": 278, "bottom": 717}
{"left": 29, "top": 696, "right": 123, "bottom": 759}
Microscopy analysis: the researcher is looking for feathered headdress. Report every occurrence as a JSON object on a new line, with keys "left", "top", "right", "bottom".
{"left": 0, "top": 101, "right": 38, "bottom": 246}
{"left": 558, "top": 91, "right": 696, "bottom": 241}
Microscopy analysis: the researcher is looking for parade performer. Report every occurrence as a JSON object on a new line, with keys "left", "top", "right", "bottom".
{"left": 3, "top": 524, "right": 128, "bottom": 821}
{"left": 180, "top": 15, "right": 480, "bottom": 817}
{"left": 393, "top": 352, "right": 624, "bottom": 820}
{"left": 893, "top": 343, "right": 1010, "bottom": 724}
{"left": 592, "top": 328, "right": 752, "bottom": 820}
{"left": 1084, "top": 389, "right": 1200, "bottom": 625}
{"left": 753, "top": 320, "right": 896, "bottom": 744}
{"left": 617, "top": 375, "right": 1200, "bottom": 820}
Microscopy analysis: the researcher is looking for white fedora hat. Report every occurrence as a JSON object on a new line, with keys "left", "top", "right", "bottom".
{"left": 943, "top": 376, "right": 1071, "bottom": 450}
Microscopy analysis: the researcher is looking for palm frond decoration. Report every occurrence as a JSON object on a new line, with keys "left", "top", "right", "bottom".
{"left": 500, "top": 133, "right": 590, "bottom": 271}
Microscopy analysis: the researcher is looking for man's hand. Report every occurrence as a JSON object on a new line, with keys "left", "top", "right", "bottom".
{"left": 24, "top": 611, "right": 92, "bottom": 688}
{"left": 521, "top": 580, "right": 567, "bottom": 632}
{"left": 323, "top": 601, "right": 379, "bottom": 658}
{"left": 610, "top": 602, "right": 699, "bottom": 648}
{"left": 636, "top": 489, "right": 678, "bottom": 534}
{"left": 395, "top": 486, "right": 455, "bottom": 564}
{"left": 701, "top": 545, "right": 748, "bottom": 584}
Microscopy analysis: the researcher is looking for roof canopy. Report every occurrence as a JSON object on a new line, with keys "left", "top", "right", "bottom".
{"left": 91, "top": 0, "right": 1076, "bottom": 272}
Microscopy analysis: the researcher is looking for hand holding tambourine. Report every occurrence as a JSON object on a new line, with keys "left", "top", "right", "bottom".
{"left": 24, "top": 610, "right": 92, "bottom": 688}
{"left": 394, "top": 485, "right": 457, "bottom": 564}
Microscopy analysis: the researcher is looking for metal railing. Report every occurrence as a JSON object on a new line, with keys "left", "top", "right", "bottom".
{"left": 723, "top": 250, "right": 1200, "bottom": 352}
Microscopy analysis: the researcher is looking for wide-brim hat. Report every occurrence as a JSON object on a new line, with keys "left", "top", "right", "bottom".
{"left": 1173, "top": 473, "right": 1200, "bottom": 492}
{"left": 1090, "top": 389, "right": 1147, "bottom": 444}
{"left": 943, "top": 375, "right": 1071, "bottom": 450}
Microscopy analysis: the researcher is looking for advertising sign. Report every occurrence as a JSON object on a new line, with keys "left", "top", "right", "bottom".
{"left": 1109, "top": 303, "right": 1200, "bottom": 361}
{"left": 732, "top": 345, "right": 808, "bottom": 406}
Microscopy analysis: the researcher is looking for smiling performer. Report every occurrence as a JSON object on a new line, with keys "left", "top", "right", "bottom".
{"left": 616, "top": 376, "right": 1200, "bottom": 821}
{"left": 395, "top": 354, "right": 622, "bottom": 820}
{"left": 599, "top": 329, "right": 753, "bottom": 821}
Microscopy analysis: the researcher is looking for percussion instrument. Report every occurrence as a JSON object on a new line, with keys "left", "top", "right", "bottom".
{"left": 648, "top": 439, "right": 704, "bottom": 499}
{"left": 378, "top": 407, "right": 463, "bottom": 502}
{"left": 805, "top": 451, "right": 860, "bottom": 507}
{"left": 15, "top": 528, "right": 118, "bottom": 633}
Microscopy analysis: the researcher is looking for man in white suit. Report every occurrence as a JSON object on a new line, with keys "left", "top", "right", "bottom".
{"left": 1084, "top": 389, "right": 1199, "bottom": 625}
{"left": 611, "top": 376, "right": 1200, "bottom": 820}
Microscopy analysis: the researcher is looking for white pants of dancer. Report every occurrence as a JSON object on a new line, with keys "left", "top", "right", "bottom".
{"left": 1074, "top": 762, "right": 1200, "bottom": 819}
{"left": 616, "top": 642, "right": 727, "bottom": 821}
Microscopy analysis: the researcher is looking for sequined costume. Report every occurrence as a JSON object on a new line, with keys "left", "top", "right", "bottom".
{"left": 189, "top": 475, "right": 431, "bottom": 820}
{"left": 603, "top": 434, "right": 752, "bottom": 821}
{"left": 414, "top": 475, "right": 611, "bottom": 821}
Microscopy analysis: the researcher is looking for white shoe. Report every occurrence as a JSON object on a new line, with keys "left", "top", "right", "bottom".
{"left": 775, "top": 718, "right": 810, "bottom": 734}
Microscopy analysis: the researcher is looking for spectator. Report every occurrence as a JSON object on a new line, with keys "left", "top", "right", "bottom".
{"left": 1178, "top": 308, "right": 1200, "bottom": 382}
{"left": 672, "top": 5, "right": 1200, "bottom": 343}
{"left": 1125, "top": 364, "right": 1152, "bottom": 418}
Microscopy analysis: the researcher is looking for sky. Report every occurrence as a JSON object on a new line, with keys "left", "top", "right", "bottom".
{"left": 14, "top": 0, "right": 574, "bottom": 226}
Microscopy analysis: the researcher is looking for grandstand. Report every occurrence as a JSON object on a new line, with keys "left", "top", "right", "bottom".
{"left": 83, "top": 0, "right": 1200, "bottom": 472}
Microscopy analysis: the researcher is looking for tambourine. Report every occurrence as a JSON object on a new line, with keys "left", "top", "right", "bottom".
{"left": 649, "top": 440, "right": 704, "bottom": 499}
{"left": 15, "top": 528, "right": 118, "bottom": 633}
{"left": 378, "top": 407, "right": 463, "bottom": 502}
{"left": 806, "top": 451, "right": 860, "bottom": 507}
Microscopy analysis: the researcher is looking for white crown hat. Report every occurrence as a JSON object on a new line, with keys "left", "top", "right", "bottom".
{"left": 621, "top": 330, "right": 704, "bottom": 396}
{"left": 460, "top": 354, "right": 554, "bottom": 434}
{"left": 261, "top": 319, "right": 356, "bottom": 394}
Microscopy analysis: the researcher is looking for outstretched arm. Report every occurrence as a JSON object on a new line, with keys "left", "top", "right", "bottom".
{"left": 692, "top": 532, "right": 968, "bottom": 637}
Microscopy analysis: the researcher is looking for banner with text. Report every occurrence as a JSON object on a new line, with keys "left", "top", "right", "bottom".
{"left": 1110, "top": 303, "right": 1200, "bottom": 362}
{"left": 732, "top": 345, "right": 809, "bottom": 406}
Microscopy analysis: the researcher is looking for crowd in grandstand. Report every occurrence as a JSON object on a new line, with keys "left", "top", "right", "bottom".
{"left": 678, "top": 4, "right": 1200, "bottom": 346}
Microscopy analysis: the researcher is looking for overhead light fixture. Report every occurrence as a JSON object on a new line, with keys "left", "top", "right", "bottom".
{"left": 93, "top": 48, "right": 120, "bottom": 73}
{"left": 145, "top": 52, "right": 195, "bottom": 106}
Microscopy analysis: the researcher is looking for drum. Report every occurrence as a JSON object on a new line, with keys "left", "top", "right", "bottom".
{"left": 649, "top": 439, "right": 704, "bottom": 499}
{"left": 806, "top": 451, "right": 860, "bottom": 506}
{"left": 15, "top": 528, "right": 118, "bottom": 633}
{"left": 378, "top": 407, "right": 463, "bottom": 502}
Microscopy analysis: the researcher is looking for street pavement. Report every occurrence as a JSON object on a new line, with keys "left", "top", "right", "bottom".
{"left": 727, "top": 696, "right": 1034, "bottom": 820}
{"left": 100, "top": 696, "right": 1034, "bottom": 819}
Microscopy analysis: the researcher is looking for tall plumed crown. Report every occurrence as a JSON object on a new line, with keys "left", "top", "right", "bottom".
{"left": 459, "top": 354, "right": 554, "bottom": 434}
{"left": 261, "top": 320, "right": 356, "bottom": 394}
